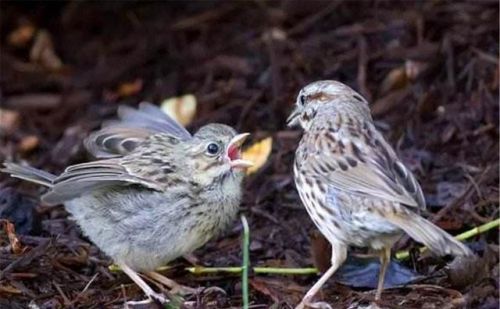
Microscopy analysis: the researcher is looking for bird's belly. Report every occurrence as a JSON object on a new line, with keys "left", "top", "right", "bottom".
{"left": 298, "top": 186, "right": 402, "bottom": 250}
{"left": 65, "top": 186, "right": 240, "bottom": 271}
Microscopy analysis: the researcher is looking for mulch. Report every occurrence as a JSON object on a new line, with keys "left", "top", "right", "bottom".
{"left": 0, "top": 2, "right": 498, "bottom": 308}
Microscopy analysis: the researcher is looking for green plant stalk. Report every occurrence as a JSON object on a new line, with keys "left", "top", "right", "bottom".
{"left": 185, "top": 266, "right": 319, "bottom": 275}
{"left": 109, "top": 219, "right": 499, "bottom": 275}
{"left": 395, "top": 217, "right": 500, "bottom": 260}
{"left": 241, "top": 215, "right": 250, "bottom": 309}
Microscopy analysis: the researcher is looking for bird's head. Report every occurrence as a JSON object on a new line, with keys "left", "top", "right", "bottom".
{"left": 184, "top": 124, "right": 252, "bottom": 186}
{"left": 287, "top": 80, "right": 371, "bottom": 130}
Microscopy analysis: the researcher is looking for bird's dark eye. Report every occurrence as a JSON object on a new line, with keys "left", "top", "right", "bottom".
{"left": 299, "top": 95, "right": 306, "bottom": 106}
{"left": 206, "top": 143, "right": 220, "bottom": 156}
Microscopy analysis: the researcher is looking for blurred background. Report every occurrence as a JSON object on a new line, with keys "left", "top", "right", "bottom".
{"left": 0, "top": 1, "right": 498, "bottom": 308}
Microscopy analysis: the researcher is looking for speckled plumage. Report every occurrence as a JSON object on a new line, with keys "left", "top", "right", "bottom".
{"left": 288, "top": 81, "right": 473, "bottom": 308}
{"left": 2, "top": 102, "right": 251, "bottom": 304}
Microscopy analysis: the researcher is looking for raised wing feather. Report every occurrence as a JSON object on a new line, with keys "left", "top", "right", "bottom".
{"left": 85, "top": 102, "right": 191, "bottom": 158}
{"left": 42, "top": 159, "right": 164, "bottom": 205}
{"left": 299, "top": 121, "right": 425, "bottom": 210}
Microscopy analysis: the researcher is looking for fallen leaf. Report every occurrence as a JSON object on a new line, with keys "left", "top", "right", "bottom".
{"left": 334, "top": 255, "right": 421, "bottom": 289}
{"left": 249, "top": 277, "right": 304, "bottom": 305}
{"left": 116, "top": 79, "right": 143, "bottom": 98}
{"left": 7, "top": 21, "right": 36, "bottom": 47}
{"left": 405, "top": 59, "right": 429, "bottom": 80}
{"left": 29, "top": 30, "right": 63, "bottom": 71}
{"left": 250, "top": 278, "right": 280, "bottom": 303}
{"left": 310, "top": 230, "right": 331, "bottom": 273}
{"left": 380, "top": 66, "right": 408, "bottom": 95}
{"left": 241, "top": 137, "right": 272, "bottom": 175}
{"left": 0, "top": 219, "right": 23, "bottom": 254}
{"left": 18, "top": 135, "right": 39, "bottom": 153}
{"left": 161, "top": 94, "right": 197, "bottom": 126}
{"left": 0, "top": 284, "right": 22, "bottom": 294}
{"left": 371, "top": 87, "right": 411, "bottom": 117}
{"left": 0, "top": 108, "right": 20, "bottom": 134}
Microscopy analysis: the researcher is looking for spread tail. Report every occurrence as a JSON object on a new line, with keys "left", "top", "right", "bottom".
{"left": 1, "top": 163, "right": 56, "bottom": 188}
{"left": 387, "top": 212, "right": 473, "bottom": 257}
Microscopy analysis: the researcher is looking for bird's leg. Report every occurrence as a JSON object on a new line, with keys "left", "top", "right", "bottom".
{"left": 296, "top": 242, "right": 347, "bottom": 309}
{"left": 119, "top": 263, "right": 168, "bottom": 305}
{"left": 375, "top": 247, "right": 391, "bottom": 301}
{"left": 146, "top": 271, "right": 199, "bottom": 296}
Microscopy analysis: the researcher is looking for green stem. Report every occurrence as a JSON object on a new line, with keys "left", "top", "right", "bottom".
{"left": 253, "top": 267, "right": 318, "bottom": 275}
{"left": 241, "top": 215, "right": 250, "bottom": 309}
{"left": 185, "top": 266, "right": 319, "bottom": 275}
{"left": 395, "top": 218, "right": 500, "bottom": 260}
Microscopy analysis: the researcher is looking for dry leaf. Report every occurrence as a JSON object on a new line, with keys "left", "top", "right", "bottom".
{"left": 405, "top": 59, "right": 429, "bottom": 80}
{"left": 0, "top": 220, "right": 23, "bottom": 254}
{"left": 30, "top": 30, "right": 63, "bottom": 71}
{"left": 161, "top": 94, "right": 197, "bottom": 126}
{"left": 18, "top": 135, "right": 39, "bottom": 153}
{"left": 371, "top": 87, "right": 411, "bottom": 117}
{"left": 7, "top": 21, "right": 36, "bottom": 47}
{"left": 0, "top": 284, "right": 22, "bottom": 294}
{"left": 380, "top": 66, "right": 408, "bottom": 95}
{"left": 116, "top": 79, "right": 143, "bottom": 98}
{"left": 380, "top": 60, "right": 429, "bottom": 95}
{"left": 241, "top": 137, "right": 272, "bottom": 175}
{"left": 0, "top": 108, "right": 20, "bottom": 133}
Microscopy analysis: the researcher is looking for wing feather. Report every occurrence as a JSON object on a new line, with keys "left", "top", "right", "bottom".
{"left": 300, "top": 122, "right": 425, "bottom": 210}
{"left": 85, "top": 102, "right": 191, "bottom": 158}
{"left": 42, "top": 159, "right": 163, "bottom": 205}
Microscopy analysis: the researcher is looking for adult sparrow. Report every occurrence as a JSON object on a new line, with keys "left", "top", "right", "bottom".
{"left": 2, "top": 102, "right": 253, "bottom": 305}
{"left": 287, "top": 81, "right": 472, "bottom": 308}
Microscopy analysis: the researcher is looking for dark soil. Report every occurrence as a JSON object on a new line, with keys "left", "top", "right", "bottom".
{"left": 0, "top": 2, "right": 498, "bottom": 308}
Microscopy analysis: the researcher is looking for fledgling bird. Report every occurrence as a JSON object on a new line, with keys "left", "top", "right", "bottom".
{"left": 287, "top": 81, "right": 473, "bottom": 308}
{"left": 2, "top": 102, "right": 253, "bottom": 305}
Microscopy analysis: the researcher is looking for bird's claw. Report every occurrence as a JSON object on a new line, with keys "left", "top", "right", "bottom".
{"left": 124, "top": 292, "right": 169, "bottom": 308}
{"left": 150, "top": 291, "right": 169, "bottom": 304}
{"left": 170, "top": 283, "right": 212, "bottom": 297}
{"left": 296, "top": 296, "right": 332, "bottom": 309}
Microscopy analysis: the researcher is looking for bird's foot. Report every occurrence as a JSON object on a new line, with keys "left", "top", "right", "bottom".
{"left": 124, "top": 291, "right": 169, "bottom": 308}
{"left": 296, "top": 296, "right": 332, "bottom": 309}
{"left": 146, "top": 271, "right": 197, "bottom": 296}
{"left": 169, "top": 283, "right": 200, "bottom": 296}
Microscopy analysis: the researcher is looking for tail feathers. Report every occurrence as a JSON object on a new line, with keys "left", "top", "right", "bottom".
{"left": 1, "top": 163, "right": 56, "bottom": 188}
{"left": 387, "top": 212, "right": 473, "bottom": 257}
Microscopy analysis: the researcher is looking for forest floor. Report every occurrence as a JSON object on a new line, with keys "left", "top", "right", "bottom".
{"left": 0, "top": 2, "right": 498, "bottom": 308}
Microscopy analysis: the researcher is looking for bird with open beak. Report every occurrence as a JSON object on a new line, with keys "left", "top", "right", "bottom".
{"left": 2, "top": 102, "right": 253, "bottom": 306}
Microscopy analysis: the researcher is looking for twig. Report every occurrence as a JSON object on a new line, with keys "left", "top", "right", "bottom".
{"left": 70, "top": 273, "right": 99, "bottom": 306}
{"left": 109, "top": 264, "right": 172, "bottom": 272}
{"left": 357, "top": 35, "right": 371, "bottom": 102}
{"left": 241, "top": 215, "right": 250, "bottom": 309}
{"left": 288, "top": 1, "right": 342, "bottom": 36}
{"left": 395, "top": 218, "right": 500, "bottom": 260}
{"left": 432, "top": 165, "right": 493, "bottom": 224}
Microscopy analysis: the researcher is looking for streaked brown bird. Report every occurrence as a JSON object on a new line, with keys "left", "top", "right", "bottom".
{"left": 287, "top": 81, "right": 473, "bottom": 308}
{"left": 2, "top": 103, "right": 253, "bottom": 305}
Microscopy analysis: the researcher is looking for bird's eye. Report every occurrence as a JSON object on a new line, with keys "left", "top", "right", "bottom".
{"left": 299, "top": 95, "right": 306, "bottom": 106}
{"left": 206, "top": 143, "right": 220, "bottom": 156}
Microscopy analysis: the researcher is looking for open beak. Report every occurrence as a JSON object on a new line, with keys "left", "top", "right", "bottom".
{"left": 226, "top": 133, "right": 253, "bottom": 169}
{"left": 286, "top": 108, "right": 300, "bottom": 127}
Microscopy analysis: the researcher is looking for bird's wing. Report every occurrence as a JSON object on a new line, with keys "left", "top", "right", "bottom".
{"left": 298, "top": 121, "right": 425, "bottom": 210}
{"left": 41, "top": 158, "right": 170, "bottom": 205}
{"left": 85, "top": 102, "right": 191, "bottom": 158}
